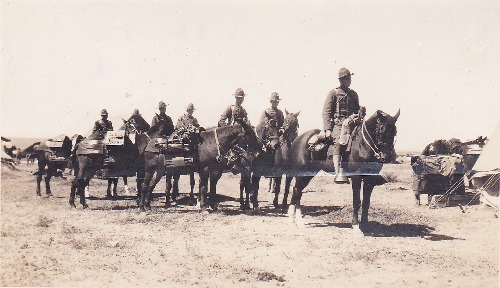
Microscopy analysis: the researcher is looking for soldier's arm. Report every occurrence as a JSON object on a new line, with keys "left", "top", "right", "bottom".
{"left": 322, "top": 91, "right": 336, "bottom": 131}
{"left": 352, "top": 91, "right": 360, "bottom": 112}
{"left": 259, "top": 111, "right": 268, "bottom": 126}
{"left": 218, "top": 106, "right": 231, "bottom": 127}
{"left": 109, "top": 121, "right": 114, "bottom": 131}
{"left": 151, "top": 116, "right": 158, "bottom": 128}
{"left": 92, "top": 121, "right": 100, "bottom": 132}
{"left": 193, "top": 117, "right": 200, "bottom": 127}
{"left": 278, "top": 110, "right": 285, "bottom": 128}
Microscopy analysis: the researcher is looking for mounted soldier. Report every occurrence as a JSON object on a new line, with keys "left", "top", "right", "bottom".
{"left": 93, "top": 109, "right": 114, "bottom": 135}
{"left": 258, "top": 92, "right": 285, "bottom": 151}
{"left": 322, "top": 67, "right": 361, "bottom": 184}
{"left": 151, "top": 101, "right": 175, "bottom": 137}
{"left": 176, "top": 103, "right": 200, "bottom": 129}
{"left": 218, "top": 88, "right": 251, "bottom": 127}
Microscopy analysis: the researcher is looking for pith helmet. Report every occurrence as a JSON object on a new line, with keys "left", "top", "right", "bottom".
{"left": 338, "top": 67, "right": 354, "bottom": 79}
{"left": 101, "top": 109, "right": 108, "bottom": 116}
{"left": 158, "top": 101, "right": 167, "bottom": 109}
{"left": 186, "top": 103, "right": 195, "bottom": 110}
{"left": 269, "top": 92, "right": 282, "bottom": 101}
{"left": 233, "top": 88, "right": 246, "bottom": 98}
{"left": 133, "top": 109, "right": 141, "bottom": 116}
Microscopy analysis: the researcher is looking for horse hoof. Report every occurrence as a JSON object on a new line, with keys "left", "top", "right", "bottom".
{"left": 82, "top": 204, "right": 89, "bottom": 209}
{"left": 69, "top": 202, "right": 76, "bottom": 208}
{"left": 352, "top": 225, "right": 365, "bottom": 237}
{"left": 46, "top": 193, "right": 53, "bottom": 197}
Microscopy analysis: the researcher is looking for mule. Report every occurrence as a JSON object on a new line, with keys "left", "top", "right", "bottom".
{"left": 286, "top": 110, "right": 399, "bottom": 233}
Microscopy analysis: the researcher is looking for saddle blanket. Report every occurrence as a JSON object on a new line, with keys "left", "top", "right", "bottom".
{"left": 77, "top": 139, "right": 106, "bottom": 155}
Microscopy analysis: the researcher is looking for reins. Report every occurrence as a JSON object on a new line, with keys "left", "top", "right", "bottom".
{"left": 361, "top": 121, "right": 382, "bottom": 160}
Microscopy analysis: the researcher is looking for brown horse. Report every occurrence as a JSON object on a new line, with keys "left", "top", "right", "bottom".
{"left": 286, "top": 110, "right": 399, "bottom": 234}
{"left": 138, "top": 122, "right": 260, "bottom": 211}
{"left": 69, "top": 123, "right": 146, "bottom": 209}
{"left": 240, "top": 110, "right": 300, "bottom": 210}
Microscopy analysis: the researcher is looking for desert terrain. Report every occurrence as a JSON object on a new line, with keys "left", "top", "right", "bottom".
{"left": 1, "top": 162, "right": 498, "bottom": 287}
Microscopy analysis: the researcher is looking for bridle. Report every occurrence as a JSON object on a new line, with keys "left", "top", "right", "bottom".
{"left": 361, "top": 119, "right": 396, "bottom": 161}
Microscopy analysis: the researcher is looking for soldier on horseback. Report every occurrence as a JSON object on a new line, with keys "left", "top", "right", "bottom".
{"left": 151, "top": 101, "right": 175, "bottom": 137}
{"left": 322, "top": 67, "right": 361, "bottom": 184}
{"left": 93, "top": 109, "right": 114, "bottom": 134}
{"left": 258, "top": 92, "right": 284, "bottom": 151}
{"left": 218, "top": 88, "right": 251, "bottom": 127}
{"left": 176, "top": 103, "right": 200, "bottom": 129}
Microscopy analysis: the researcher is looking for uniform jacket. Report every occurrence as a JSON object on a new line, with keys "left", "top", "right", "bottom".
{"left": 175, "top": 113, "right": 200, "bottom": 129}
{"left": 93, "top": 119, "right": 114, "bottom": 133}
{"left": 151, "top": 113, "right": 175, "bottom": 137}
{"left": 322, "top": 87, "right": 360, "bottom": 131}
{"left": 259, "top": 107, "right": 284, "bottom": 129}
{"left": 218, "top": 104, "right": 249, "bottom": 127}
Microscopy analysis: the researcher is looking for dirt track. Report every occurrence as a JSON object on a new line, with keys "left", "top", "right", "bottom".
{"left": 1, "top": 163, "right": 498, "bottom": 287}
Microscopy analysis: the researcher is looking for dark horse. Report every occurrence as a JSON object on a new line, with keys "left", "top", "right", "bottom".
{"left": 34, "top": 136, "right": 73, "bottom": 197}
{"left": 286, "top": 110, "right": 399, "bottom": 234}
{"left": 241, "top": 110, "right": 301, "bottom": 210}
{"left": 138, "top": 121, "right": 260, "bottom": 211}
{"left": 70, "top": 123, "right": 145, "bottom": 208}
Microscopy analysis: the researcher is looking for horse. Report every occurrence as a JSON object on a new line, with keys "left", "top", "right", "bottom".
{"left": 240, "top": 110, "right": 300, "bottom": 210}
{"left": 286, "top": 110, "right": 399, "bottom": 233}
{"left": 34, "top": 136, "right": 73, "bottom": 197}
{"left": 69, "top": 121, "right": 146, "bottom": 208}
{"left": 138, "top": 121, "right": 260, "bottom": 211}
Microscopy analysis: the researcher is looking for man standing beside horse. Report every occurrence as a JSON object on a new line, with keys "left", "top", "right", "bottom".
{"left": 322, "top": 67, "right": 361, "bottom": 184}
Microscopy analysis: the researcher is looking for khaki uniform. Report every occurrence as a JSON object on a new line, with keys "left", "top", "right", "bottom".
{"left": 176, "top": 113, "right": 199, "bottom": 129}
{"left": 151, "top": 113, "right": 175, "bottom": 137}
{"left": 322, "top": 87, "right": 360, "bottom": 154}
{"left": 218, "top": 104, "right": 250, "bottom": 127}
{"left": 93, "top": 119, "right": 114, "bottom": 133}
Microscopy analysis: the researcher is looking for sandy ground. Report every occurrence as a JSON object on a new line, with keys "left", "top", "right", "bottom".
{"left": 1, "top": 163, "right": 498, "bottom": 287}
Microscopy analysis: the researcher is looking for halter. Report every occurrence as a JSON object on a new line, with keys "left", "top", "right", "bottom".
{"left": 361, "top": 121, "right": 382, "bottom": 160}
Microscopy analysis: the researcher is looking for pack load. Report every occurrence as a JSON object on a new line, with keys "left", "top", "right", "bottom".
{"left": 36, "top": 135, "right": 72, "bottom": 164}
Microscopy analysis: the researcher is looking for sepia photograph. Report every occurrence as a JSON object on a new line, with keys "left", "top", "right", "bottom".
{"left": 1, "top": 0, "right": 499, "bottom": 287}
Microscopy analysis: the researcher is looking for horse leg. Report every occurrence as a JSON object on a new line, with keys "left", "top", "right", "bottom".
{"left": 106, "top": 180, "right": 113, "bottom": 198}
{"left": 172, "top": 173, "right": 180, "bottom": 203}
{"left": 292, "top": 176, "right": 313, "bottom": 228}
{"left": 208, "top": 169, "right": 223, "bottom": 211}
{"left": 112, "top": 178, "right": 118, "bottom": 197}
{"left": 45, "top": 166, "right": 53, "bottom": 197}
{"left": 240, "top": 174, "right": 251, "bottom": 210}
{"left": 351, "top": 176, "right": 363, "bottom": 235}
{"left": 198, "top": 172, "right": 209, "bottom": 210}
{"left": 123, "top": 176, "right": 130, "bottom": 195}
{"left": 239, "top": 175, "right": 245, "bottom": 210}
{"left": 272, "top": 176, "right": 282, "bottom": 209}
{"left": 282, "top": 176, "right": 293, "bottom": 212}
{"left": 139, "top": 171, "right": 153, "bottom": 211}
{"left": 69, "top": 177, "right": 78, "bottom": 207}
{"left": 36, "top": 157, "right": 44, "bottom": 197}
{"left": 251, "top": 175, "right": 261, "bottom": 210}
{"left": 361, "top": 180, "right": 374, "bottom": 228}
{"left": 147, "top": 171, "right": 163, "bottom": 210}
{"left": 76, "top": 179, "right": 89, "bottom": 209}
{"left": 189, "top": 172, "right": 196, "bottom": 205}
{"left": 165, "top": 173, "right": 173, "bottom": 207}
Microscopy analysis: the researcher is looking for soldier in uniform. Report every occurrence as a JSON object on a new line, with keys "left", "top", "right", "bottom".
{"left": 93, "top": 109, "right": 114, "bottom": 134}
{"left": 322, "top": 67, "right": 360, "bottom": 183}
{"left": 218, "top": 88, "right": 251, "bottom": 127}
{"left": 151, "top": 101, "right": 175, "bottom": 137}
{"left": 176, "top": 103, "right": 200, "bottom": 129}
{"left": 258, "top": 92, "right": 285, "bottom": 147}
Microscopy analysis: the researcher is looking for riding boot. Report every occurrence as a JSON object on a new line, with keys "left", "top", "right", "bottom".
{"left": 333, "top": 155, "right": 349, "bottom": 184}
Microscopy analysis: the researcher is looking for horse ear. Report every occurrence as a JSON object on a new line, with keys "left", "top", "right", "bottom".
{"left": 377, "top": 110, "right": 384, "bottom": 119}
{"left": 394, "top": 109, "right": 400, "bottom": 122}
{"left": 285, "top": 109, "right": 289, "bottom": 115}
{"left": 295, "top": 110, "right": 301, "bottom": 117}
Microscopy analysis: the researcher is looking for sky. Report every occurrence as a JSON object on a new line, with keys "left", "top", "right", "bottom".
{"left": 1, "top": 0, "right": 499, "bottom": 151}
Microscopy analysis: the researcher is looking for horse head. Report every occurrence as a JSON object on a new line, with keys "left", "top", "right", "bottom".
{"left": 364, "top": 109, "right": 399, "bottom": 163}
{"left": 282, "top": 110, "right": 300, "bottom": 144}
{"left": 219, "top": 122, "right": 261, "bottom": 173}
